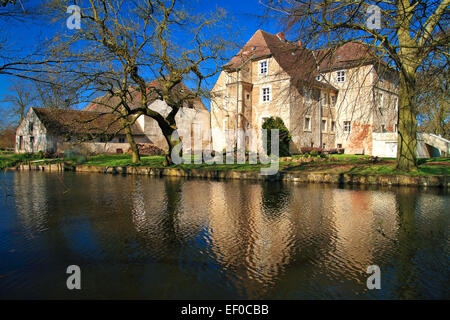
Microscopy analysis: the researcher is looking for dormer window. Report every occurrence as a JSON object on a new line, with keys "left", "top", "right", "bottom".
{"left": 259, "top": 60, "right": 268, "bottom": 75}
{"left": 336, "top": 71, "right": 345, "bottom": 83}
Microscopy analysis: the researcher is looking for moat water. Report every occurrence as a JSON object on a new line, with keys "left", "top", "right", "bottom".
{"left": 0, "top": 171, "right": 448, "bottom": 299}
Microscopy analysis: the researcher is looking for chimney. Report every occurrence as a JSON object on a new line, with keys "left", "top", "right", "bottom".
{"left": 276, "top": 32, "right": 286, "bottom": 42}
{"left": 297, "top": 40, "right": 303, "bottom": 47}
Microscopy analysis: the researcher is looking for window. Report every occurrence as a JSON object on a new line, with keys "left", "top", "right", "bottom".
{"left": 19, "top": 136, "right": 23, "bottom": 150}
{"left": 337, "top": 143, "right": 342, "bottom": 148}
{"left": 323, "top": 143, "right": 326, "bottom": 149}
{"left": 29, "top": 122, "right": 34, "bottom": 134}
{"left": 344, "top": 121, "right": 351, "bottom": 133}
{"left": 30, "top": 136, "right": 34, "bottom": 149}
{"left": 119, "top": 137, "right": 125, "bottom": 143}
{"left": 394, "top": 124, "right": 398, "bottom": 132}
{"left": 314, "top": 89, "right": 320, "bottom": 102}
{"left": 331, "top": 121, "right": 336, "bottom": 132}
{"left": 376, "top": 92, "right": 385, "bottom": 114}
{"left": 262, "top": 87, "right": 271, "bottom": 102}
{"left": 331, "top": 95, "right": 337, "bottom": 105}
{"left": 316, "top": 75, "right": 321, "bottom": 81}
{"left": 304, "top": 88, "right": 312, "bottom": 103}
{"left": 246, "top": 93, "right": 250, "bottom": 100}
{"left": 336, "top": 71, "right": 345, "bottom": 83}
{"left": 322, "top": 93, "right": 328, "bottom": 105}
{"left": 224, "top": 95, "right": 229, "bottom": 110}
{"left": 259, "top": 60, "right": 268, "bottom": 75}
{"left": 223, "top": 116, "right": 229, "bottom": 131}
{"left": 381, "top": 124, "right": 386, "bottom": 132}
{"left": 304, "top": 116, "right": 311, "bottom": 131}
{"left": 225, "top": 72, "right": 231, "bottom": 84}
{"left": 322, "top": 119, "right": 327, "bottom": 132}
{"left": 310, "top": 142, "right": 314, "bottom": 147}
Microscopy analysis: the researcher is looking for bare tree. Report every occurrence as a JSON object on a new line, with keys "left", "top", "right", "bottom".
{"left": 45, "top": 0, "right": 232, "bottom": 164}
{"left": 416, "top": 61, "right": 449, "bottom": 138}
{"left": 0, "top": 80, "right": 35, "bottom": 126}
{"left": 261, "top": 0, "right": 449, "bottom": 170}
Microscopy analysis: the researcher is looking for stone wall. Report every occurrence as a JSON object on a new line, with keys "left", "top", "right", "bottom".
{"left": 372, "top": 132, "right": 398, "bottom": 158}
{"left": 13, "top": 164, "right": 448, "bottom": 188}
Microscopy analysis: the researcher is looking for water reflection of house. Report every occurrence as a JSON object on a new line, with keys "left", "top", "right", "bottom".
{"left": 326, "top": 188, "right": 398, "bottom": 278}
{"left": 13, "top": 172, "right": 49, "bottom": 236}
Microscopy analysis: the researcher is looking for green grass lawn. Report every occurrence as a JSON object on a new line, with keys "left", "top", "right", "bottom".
{"left": 83, "top": 154, "right": 449, "bottom": 176}
{"left": 2, "top": 152, "right": 449, "bottom": 176}
{"left": 83, "top": 154, "right": 275, "bottom": 171}
{"left": 84, "top": 154, "right": 167, "bottom": 167}
{"left": 0, "top": 152, "right": 48, "bottom": 170}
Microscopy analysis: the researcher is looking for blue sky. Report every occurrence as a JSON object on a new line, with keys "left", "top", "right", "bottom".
{"left": 0, "top": 0, "right": 285, "bottom": 113}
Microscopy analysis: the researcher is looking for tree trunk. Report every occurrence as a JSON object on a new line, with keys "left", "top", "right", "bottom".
{"left": 124, "top": 124, "right": 140, "bottom": 163}
{"left": 396, "top": 70, "right": 418, "bottom": 171}
{"left": 162, "top": 126, "right": 181, "bottom": 166}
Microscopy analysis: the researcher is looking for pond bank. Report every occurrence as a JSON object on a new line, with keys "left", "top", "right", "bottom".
{"left": 10, "top": 162, "right": 449, "bottom": 188}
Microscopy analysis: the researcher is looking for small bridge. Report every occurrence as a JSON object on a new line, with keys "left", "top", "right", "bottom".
{"left": 372, "top": 132, "right": 449, "bottom": 158}
{"left": 417, "top": 133, "right": 449, "bottom": 158}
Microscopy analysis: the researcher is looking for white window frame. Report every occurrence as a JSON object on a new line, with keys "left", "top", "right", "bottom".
{"left": 343, "top": 121, "right": 351, "bottom": 133}
{"left": 223, "top": 116, "right": 230, "bottom": 131}
{"left": 224, "top": 95, "right": 229, "bottom": 111}
{"left": 259, "top": 59, "right": 268, "bottom": 76}
{"left": 225, "top": 72, "right": 231, "bottom": 84}
{"left": 331, "top": 95, "right": 337, "bottom": 105}
{"left": 336, "top": 70, "right": 346, "bottom": 83}
{"left": 321, "top": 118, "right": 327, "bottom": 133}
{"left": 261, "top": 85, "right": 271, "bottom": 103}
{"left": 304, "top": 116, "right": 311, "bottom": 131}
{"left": 322, "top": 93, "right": 328, "bottom": 105}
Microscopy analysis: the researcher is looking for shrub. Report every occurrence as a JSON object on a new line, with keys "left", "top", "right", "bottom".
{"left": 262, "top": 117, "right": 292, "bottom": 157}
{"left": 300, "top": 147, "right": 324, "bottom": 155}
{"left": 64, "top": 149, "right": 87, "bottom": 164}
{"left": 310, "top": 149, "right": 319, "bottom": 156}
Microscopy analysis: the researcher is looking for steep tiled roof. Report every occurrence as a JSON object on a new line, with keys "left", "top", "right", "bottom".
{"left": 225, "top": 30, "right": 382, "bottom": 91}
{"left": 317, "top": 41, "right": 378, "bottom": 72}
{"left": 224, "top": 30, "right": 337, "bottom": 91}
{"left": 84, "top": 80, "right": 207, "bottom": 113}
{"left": 33, "top": 107, "right": 144, "bottom": 136}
